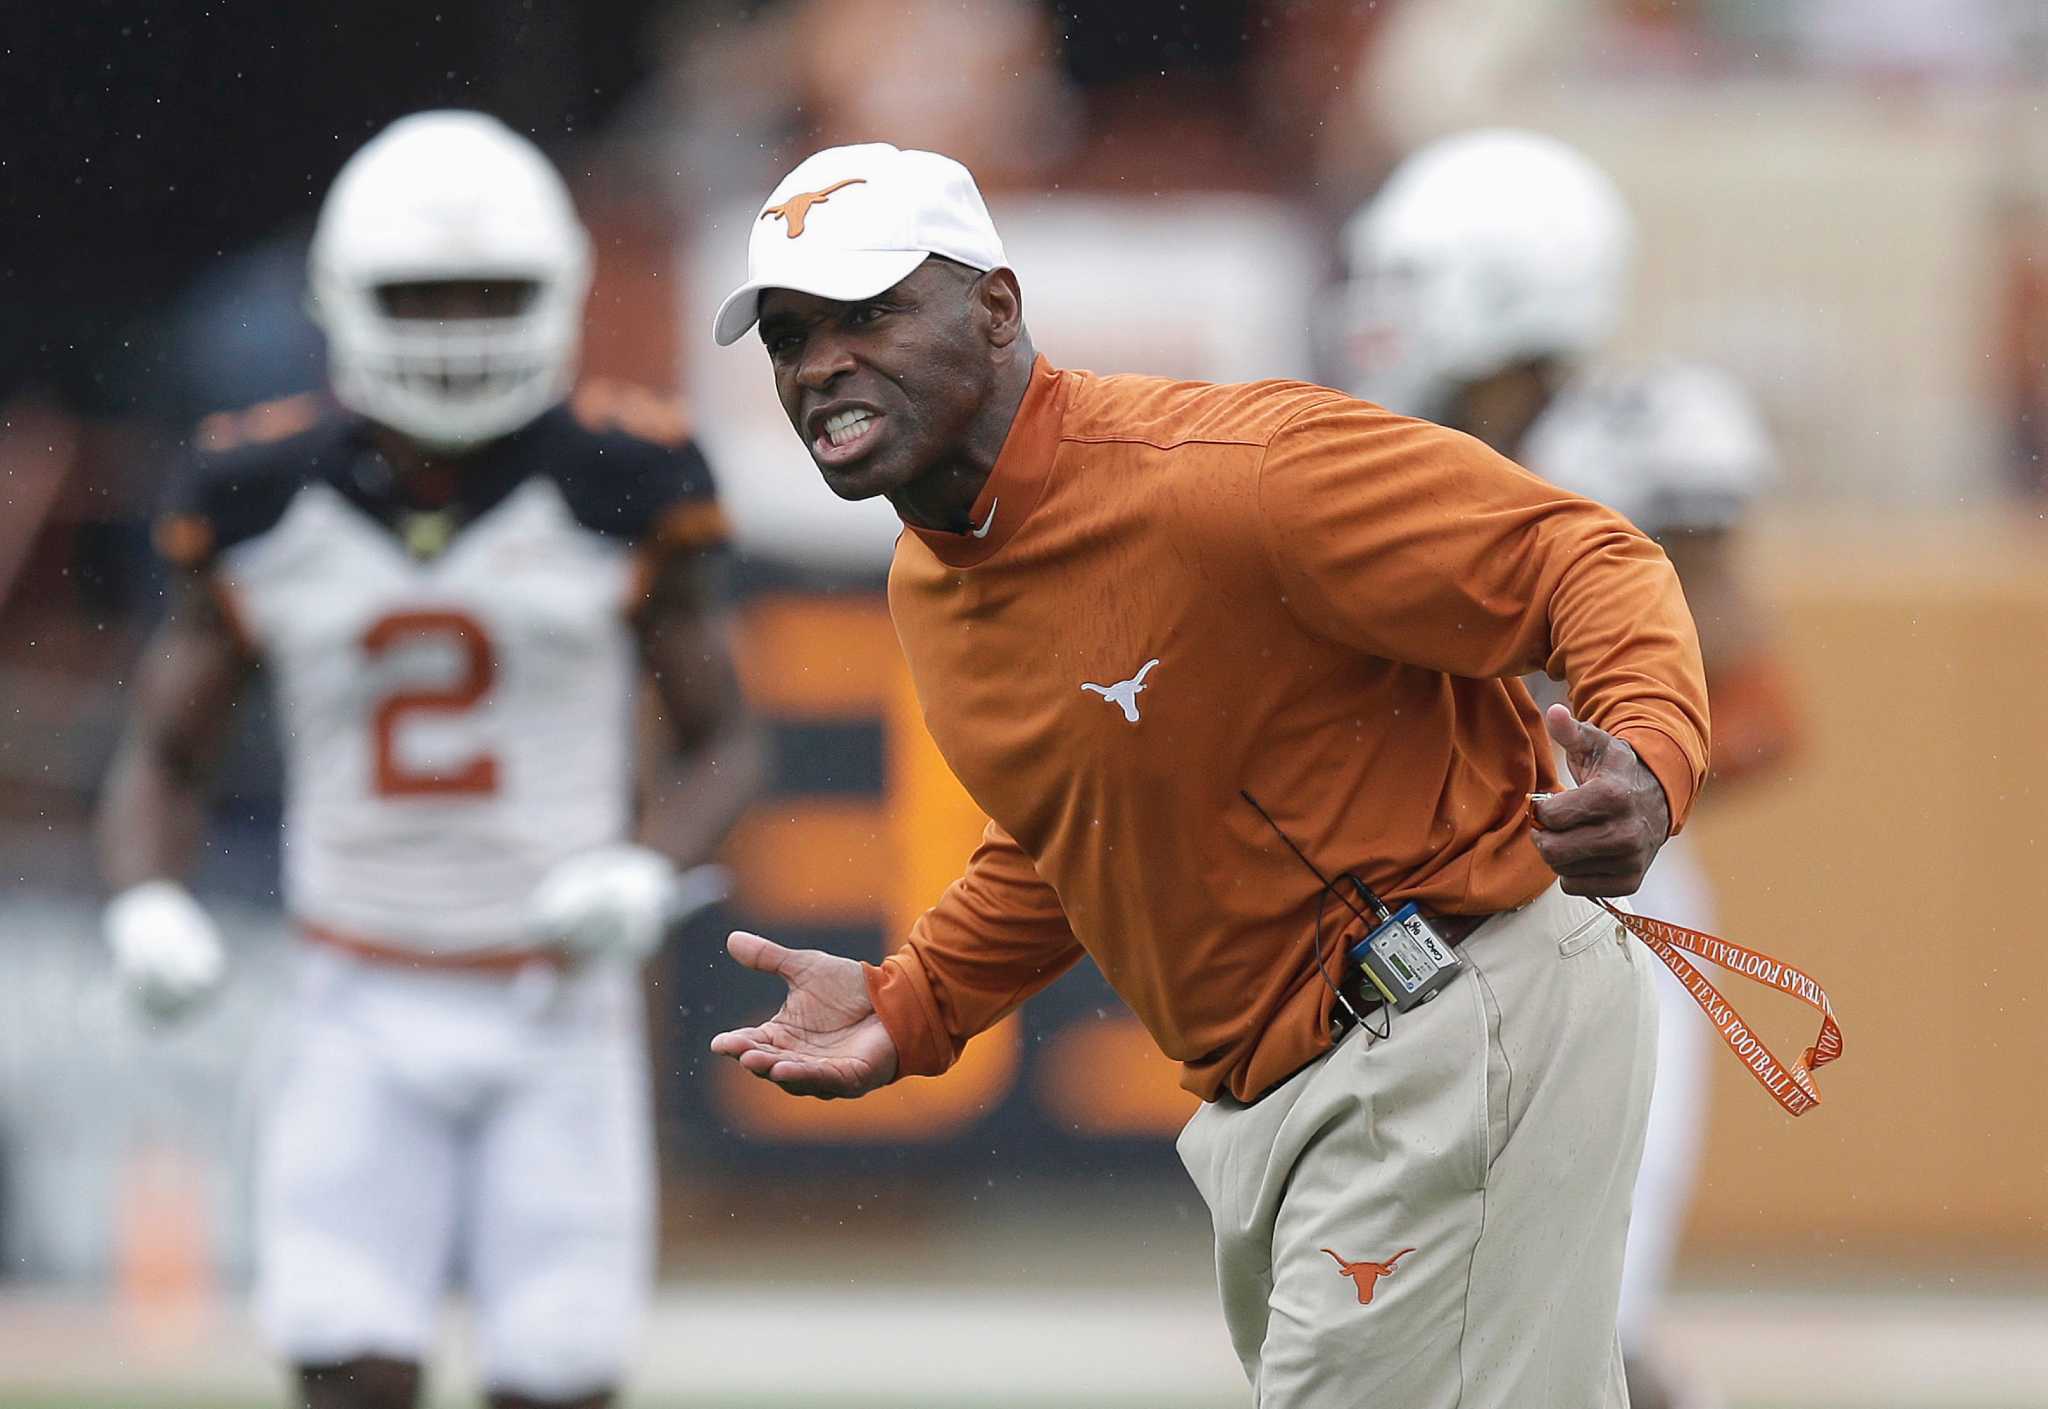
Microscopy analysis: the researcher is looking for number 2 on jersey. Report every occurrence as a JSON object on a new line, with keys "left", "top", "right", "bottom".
{"left": 362, "top": 610, "right": 499, "bottom": 797}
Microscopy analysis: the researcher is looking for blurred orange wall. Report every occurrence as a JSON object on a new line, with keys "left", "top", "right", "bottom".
{"left": 1685, "top": 511, "right": 2048, "bottom": 1259}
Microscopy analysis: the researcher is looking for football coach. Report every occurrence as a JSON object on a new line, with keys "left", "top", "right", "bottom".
{"left": 708, "top": 143, "right": 1707, "bottom": 1409}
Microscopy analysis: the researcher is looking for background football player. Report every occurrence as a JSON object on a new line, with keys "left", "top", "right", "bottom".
{"left": 95, "top": 110, "right": 763, "bottom": 1409}
{"left": 1337, "top": 128, "right": 1802, "bottom": 1409}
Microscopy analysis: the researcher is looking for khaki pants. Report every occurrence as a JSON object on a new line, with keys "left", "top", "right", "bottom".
{"left": 1177, "top": 884, "right": 1658, "bottom": 1408}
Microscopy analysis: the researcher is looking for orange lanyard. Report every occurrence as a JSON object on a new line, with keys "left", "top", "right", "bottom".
{"left": 1603, "top": 901, "right": 1842, "bottom": 1117}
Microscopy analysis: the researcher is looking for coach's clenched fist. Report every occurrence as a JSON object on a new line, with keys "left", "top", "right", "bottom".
{"left": 1528, "top": 704, "right": 1674, "bottom": 897}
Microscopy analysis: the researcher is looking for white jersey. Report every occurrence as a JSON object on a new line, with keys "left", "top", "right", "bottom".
{"left": 160, "top": 394, "right": 723, "bottom": 955}
{"left": 1519, "top": 361, "right": 1773, "bottom": 537}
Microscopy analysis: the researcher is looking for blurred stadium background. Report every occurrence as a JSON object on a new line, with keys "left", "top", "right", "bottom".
{"left": 3, "top": 0, "right": 2046, "bottom": 1405}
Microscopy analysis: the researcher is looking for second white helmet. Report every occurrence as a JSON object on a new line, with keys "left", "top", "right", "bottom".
{"left": 309, "top": 110, "right": 592, "bottom": 449}
{"left": 1338, "top": 129, "right": 1635, "bottom": 420}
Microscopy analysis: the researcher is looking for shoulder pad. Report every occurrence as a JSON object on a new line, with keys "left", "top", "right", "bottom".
{"left": 526, "top": 389, "right": 725, "bottom": 548}
{"left": 1522, "top": 363, "right": 1774, "bottom": 534}
{"left": 156, "top": 397, "right": 356, "bottom": 567}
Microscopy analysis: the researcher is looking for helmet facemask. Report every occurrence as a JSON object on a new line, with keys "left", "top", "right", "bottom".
{"left": 319, "top": 272, "right": 582, "bottom": 450}
{"left": 1335, "top": 256, "right": 1474, "bottom": 424}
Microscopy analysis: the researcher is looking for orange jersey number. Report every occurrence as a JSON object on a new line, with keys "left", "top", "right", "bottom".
{"left": 362, "top": 610, "right": 499, "bottom": 797}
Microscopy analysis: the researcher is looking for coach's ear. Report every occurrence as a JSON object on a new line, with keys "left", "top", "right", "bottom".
{"left": 977, "top": 267, "right": 1025, "bottom": 352}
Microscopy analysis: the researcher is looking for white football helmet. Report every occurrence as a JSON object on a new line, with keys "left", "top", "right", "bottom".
{"left": 308, "top": 110, "right": 591, "bottom": 449}
{"left": 1338, "top": 130, "right": 1635, "bottom": 420}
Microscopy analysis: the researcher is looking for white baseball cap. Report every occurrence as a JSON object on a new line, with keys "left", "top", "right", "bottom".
{"left": 712, "top": 142, "right": 1009, "bottom": 347}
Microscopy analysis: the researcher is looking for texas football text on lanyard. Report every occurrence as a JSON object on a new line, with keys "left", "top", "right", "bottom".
{"left": 1530, "top": 794, "right": 1843, "bottom": 1117}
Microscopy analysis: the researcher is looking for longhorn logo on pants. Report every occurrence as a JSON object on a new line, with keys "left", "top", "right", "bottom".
{"left": 1321, "top": 1247, "right": 1415, "bottom": 1306}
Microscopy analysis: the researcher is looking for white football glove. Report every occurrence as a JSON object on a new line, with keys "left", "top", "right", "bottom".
{"left": 528, "top": 845, "right": 731, "bottom": 963}
{"left": 103, "top": 880, "right": 228, "bottom": 1023}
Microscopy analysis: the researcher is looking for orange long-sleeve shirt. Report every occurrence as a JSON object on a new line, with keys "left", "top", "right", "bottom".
{"left": 868, "top": 358, "right": 1709, "bottom": 1103}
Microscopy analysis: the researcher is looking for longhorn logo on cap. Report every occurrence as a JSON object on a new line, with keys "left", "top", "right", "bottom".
{"left": 761, "top": 178, "right": 866, "bottom": 239}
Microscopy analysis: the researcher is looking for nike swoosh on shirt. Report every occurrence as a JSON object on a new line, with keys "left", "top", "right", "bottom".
{"left": 971, "top": 498, "right": 999, "bottom": 539}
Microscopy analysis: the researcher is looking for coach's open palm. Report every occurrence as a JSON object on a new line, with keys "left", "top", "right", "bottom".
{"left": 709, "top": 932, "right": 899, "bottom": 1098}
